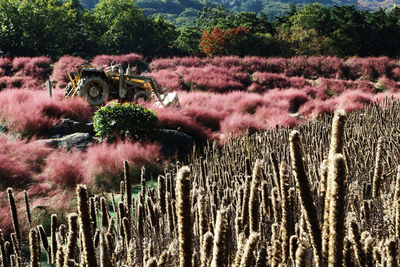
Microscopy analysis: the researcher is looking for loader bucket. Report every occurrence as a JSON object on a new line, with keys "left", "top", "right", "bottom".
{"left": 155, "top": 92, "right": 180, "bottom": 108}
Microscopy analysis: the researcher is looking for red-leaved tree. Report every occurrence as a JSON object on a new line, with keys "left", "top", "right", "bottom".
{"left": 200, "top": 26, "right": 249, "bottom": 56}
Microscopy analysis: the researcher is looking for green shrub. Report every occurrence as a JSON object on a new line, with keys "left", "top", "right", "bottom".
{"left": 93, "top": 103, "right": 158, "bottom": 141}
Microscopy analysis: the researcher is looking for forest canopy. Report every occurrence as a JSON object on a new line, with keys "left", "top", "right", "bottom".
{"left": 1, "top": 0, "right": 400, "bottom": 59}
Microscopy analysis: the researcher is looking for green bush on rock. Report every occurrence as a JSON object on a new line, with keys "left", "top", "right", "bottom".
{"left": 93, "top": 103, "right": 158, "bottom": 141}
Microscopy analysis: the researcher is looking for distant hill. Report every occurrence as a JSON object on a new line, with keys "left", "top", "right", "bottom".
{"left": 81, "top": 0, "right": 400, "bottom": 25}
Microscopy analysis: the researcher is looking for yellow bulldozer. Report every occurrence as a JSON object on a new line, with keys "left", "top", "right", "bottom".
{"left": 64, "top": 62, "right": 179, "bottom": 106}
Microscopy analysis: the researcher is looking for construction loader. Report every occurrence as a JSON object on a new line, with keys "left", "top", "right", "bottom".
{"left": 64, "top": 62, "right": 179, "bottom": 107}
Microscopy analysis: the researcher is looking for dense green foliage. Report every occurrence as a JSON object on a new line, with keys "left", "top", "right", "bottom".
{"left": 1, "top": 0, "right": 400, "bottom": 58}
{"left": 93, "top": 103, "right": 158, "bottom": 141}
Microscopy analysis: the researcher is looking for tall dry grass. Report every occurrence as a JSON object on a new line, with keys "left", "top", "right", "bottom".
{"left": 2, "top": 99, "right": 400, "bottom": 266}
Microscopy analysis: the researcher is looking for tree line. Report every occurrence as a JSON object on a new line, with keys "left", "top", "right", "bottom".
{"left": 1, "top": 0, "right": 400, "bottom": 59}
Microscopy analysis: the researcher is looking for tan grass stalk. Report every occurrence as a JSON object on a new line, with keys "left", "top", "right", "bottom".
{"left": 295, "top": 241, "right": 307, "bottom": 267}
{"left": 289, "top": 235, "right": 298, "bottom": 265}
{"left": 64, "top": 213, "right": 78, "bottom": 264}
{"left": 289, "top": 130, "right": 322, "bottom": 265}
{"left": 385, "top": 240, "right": 397, "bottom": 267}
{"left": 24, "top": 190, "right": 32, "bottom": 228}
{"left": 89, "top": 197, "right": 97, "bottom": 233}
{"left": 158, "top": 250, "right": 169, "bottom": 267}
{"left": 0, "top": 230, "right": 7, "bottom": 267}
{"left": 124, "top": 160, "right": 132, "bottom": 214}
{"left": 145, "top": 257, "right": 158, "bottom": 267}
{"left": 93, "top": 229, "right": 100, "bottom": 248}
{"left": 372, "top": 137, "right": 383, "bottom": 199}
{"left": 7, "top": 188, "right": 21, "bottom": 241}
{"left": 77, "top": 185, "right": 97, "bottom": 267}
{"left": 50, "top": 214, "right": 58, "bottom": 264}
{"left": 327, "top": 154, "right": 346, "bottom": 267}
{"left": 261, "top": 181, "right": 270, "bottom": 217}
{"left": 158, "top": 175, "right": 167, "bottom": 214}
{"left": 343, "top": 236, "right": 354, "bottom": 267}
{"left": 37, "top": 225, "right": 49, "bottom": 260}
{"left": 255, "top": 246, "right": 266, "bottom": 267}
{"left": 122, "top": 217, "right": 131, "bottom": 248}
{"left": 198, "top": 189, "right": 209, "bottom": 248}
{"left": 56, "top": 233, "right": 65, "bottom": 267}
{"left": 322, "top": 110, "right": 346, "bottom": 264}
{"left": 364, "top": 235, "right": 373, "bottom": 267}
{"left": 29, "top": 229, "right": 40, "bottom": 267}
{"left": 233, "top": 233, "right": 245, "bottom": 267}
{"left": 394, "top": 166, "right": 400, "bottom": 239}
{"left": 350, "top": 220, "right": 365, "bottom": 267}
{"left": 241, "top": 175, "right": 252, "bottom": 237}
{"left": 239, "top": 232, "right": 260, "bottom": 267}
{"left": 11, "top": 233, "right": 23, "bottom": 267}
{"left": 328, "top": 110, "right": 346, "bottom": 160}
{"left": 99, "top": 233, "right": 111, "bottom": 267}
{"left": 271, "top": 187, "right": 281, "bottom": 225}
{"left": 119, "top": 181, "right": 125, "bottom": 204}
{"left": 176, "top": 166, "right": 193, "bottom": 267}
{"left": 249, "top": 159, "right": 263, "bottom": 233}
{"left": 280, "top": 162, "right": 290, "bottom": 264}
{"left": 270, "top": 152, "right": 281, "bottom": 190}
{"left": 211, "top": 209, "right": 228, "bottom": 267}
{"left": 100, "top": 197, "right": 109, "bottom": 230}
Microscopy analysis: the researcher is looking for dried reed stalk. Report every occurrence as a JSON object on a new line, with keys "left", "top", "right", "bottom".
{"left": 289, "top": 130, "right": 322, "bottom": 265}
{"left": 176, "top": 166, "right": 193, "bottom": 267}
{"left": 77, "top": 185, "right": 97, "bottom": 267}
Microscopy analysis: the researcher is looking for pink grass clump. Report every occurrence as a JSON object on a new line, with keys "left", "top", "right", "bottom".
{"left": 251, "top": 72, "right": 310, "bottom": 91}
{"left": 149, "top": 69, "right": 182, "bottom": 91}
{"left": 12, "top": 56, "right": 51, "bottom": 80}
{"left": 0, "top": 57, "right": 12, "bottom": 76}
{"left": 220, "top": 112, "right": 264, "bottom": 136}
{"left": 335, "top": 90, "right": 375, "bottom": 112}
{"left": 375, "top": 76, "right": 400, "bottom": 92}
{"left": 155, "top": 106, "right": 212, "bottom": 141}
{"left": 177, "top": 65, "right": 248, "bottom": 92}
{"left": 91, "top": 53, "right": 143, "bottom": 68}
{"left": 0, "top": 136, "right": 52, "bottom": 189}
{"left": 0, "top": 89, "right": 92, "bottom": 134}
{"left": 255, "top": 106, "right": 299, "bottom": 129}
{"left": 38, "top": 150, "right": 88, "bottom": 188}
{"left": 263, "top": 89, "right": 310, "bottom": 113}
{"left": 0, "top": 76, "right": 41, "bottom": 90}
{"left": 51, "top": 55, "right": 85, "bottom": 89}
{"left": 234, "top": 93, "right": 269, "bottom": 114}
{"left": 150, "top": 57, "right": 180, "bottom": 71}
{"left": 85, "top": 141, "right": 161, "bottom": 186}
{"left": 299, "top": 99, "right": 338, "bottom": 119}
{"left": 183, "top": 107, "right": 228, "bottom": 131}
{"left": 344, "top": 57, "right": 398, "bottom": 81}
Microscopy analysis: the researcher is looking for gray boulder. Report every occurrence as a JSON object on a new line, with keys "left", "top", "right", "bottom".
{"left": 47, "top": 118, "right": 94, "bottom": 137}
{"left": 156, "top": 129, "right": 193, "bottom": 158}
{"left": 40, "top": 132, "right": 94, "bottom": 151}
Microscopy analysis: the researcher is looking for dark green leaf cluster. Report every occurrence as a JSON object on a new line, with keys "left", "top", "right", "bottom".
{"left": 93, "top": 103, "right": 158, "bottom": 142}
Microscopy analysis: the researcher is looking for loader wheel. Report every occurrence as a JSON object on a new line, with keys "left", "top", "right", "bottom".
{"left": 78, "top": 77, "right": 109, "bottom": 105}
